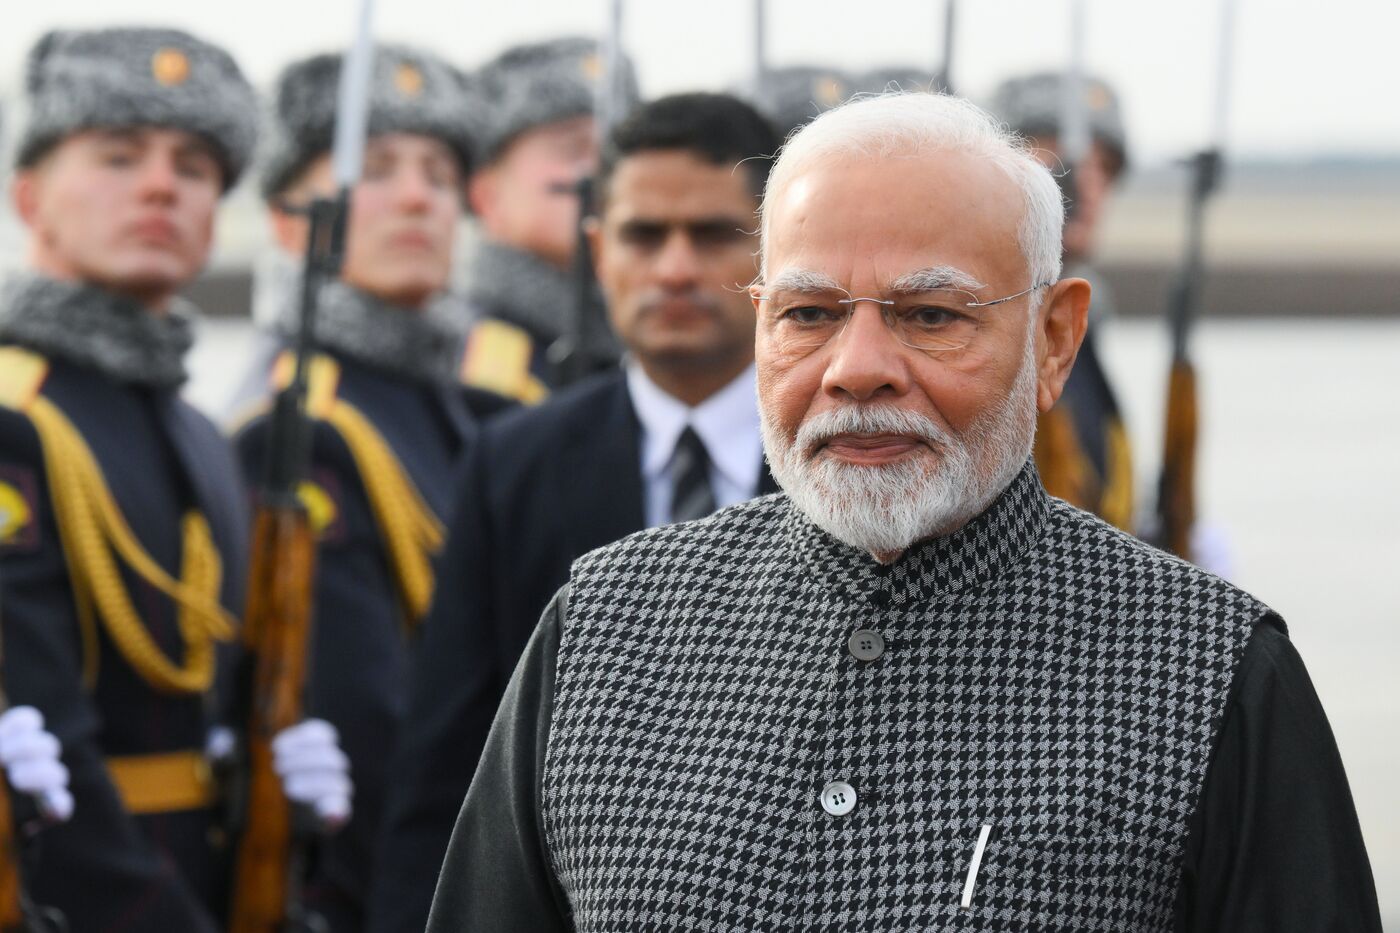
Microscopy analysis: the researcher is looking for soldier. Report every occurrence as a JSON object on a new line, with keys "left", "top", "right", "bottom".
{"left": 370, "top": 91, "right": 780, "bottom": 933}
{"left": 990, "top": 71, "right": 1136, "bottom": 530}
{"left": 458, "top": 37, "right": 639, "bottom": 401}
{"left": 232, "top": 44, "right": 500, "bottom": 932}
{"left": 0, "top": 28, "right": 347, "bottom": 930}
{"left": 759, "top": 65, "right": 854, "bottom": 142}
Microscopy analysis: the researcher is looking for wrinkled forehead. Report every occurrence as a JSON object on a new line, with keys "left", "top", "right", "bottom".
{"left": 763, "top": 150, "right": 1027, "bottom": 292}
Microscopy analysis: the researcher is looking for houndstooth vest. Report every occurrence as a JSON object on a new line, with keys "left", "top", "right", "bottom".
{"left": 543, "top": 463, "right": 1270, "bottom": 932}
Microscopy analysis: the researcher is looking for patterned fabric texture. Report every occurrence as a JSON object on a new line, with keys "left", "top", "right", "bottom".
{"left": 543, "top": 461, "right": 1272, "bottom": 931}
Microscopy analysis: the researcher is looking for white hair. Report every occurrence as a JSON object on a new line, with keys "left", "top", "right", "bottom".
{"left": 759, "top": 92, "right": 1064, "bottom": 292}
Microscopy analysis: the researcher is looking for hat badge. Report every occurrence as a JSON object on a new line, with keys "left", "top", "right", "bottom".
{"left": 151, "top": 48, "right": 191, "bottom": 87}
{"left": 580, "top": 54, "right": 603, "bottom": 81}
{"left": 816, "top": 77, "right": 845, "bottom": 107}
{"left": 394, "top": 63, "right": 425, "bottom": 97}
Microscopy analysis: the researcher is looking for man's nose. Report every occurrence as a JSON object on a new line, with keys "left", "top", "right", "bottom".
{"left": 137, "top": 155, "right": 179, "bottom": 201}
{"left": 654, "top": 229, "right": 700, "bottom": 289}
{"left": 394, "top": 169, "right": 433, "bottom": 211}
{"left": 821, "top": 302, "right": 911, "bottom": 402}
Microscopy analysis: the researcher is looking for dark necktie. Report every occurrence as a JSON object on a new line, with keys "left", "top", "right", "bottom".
{"left": 670, "top": 426, "right": 717, "bottom": 523}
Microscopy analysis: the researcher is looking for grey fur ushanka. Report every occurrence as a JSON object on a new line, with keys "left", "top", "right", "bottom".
{"left": 543, "top": 462, "right": 1273, "bottom": 931}
{"left": 17, "top": 27, "right": 258, "bottom": 188}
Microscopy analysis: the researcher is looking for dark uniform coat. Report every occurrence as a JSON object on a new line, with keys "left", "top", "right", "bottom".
{"left": 234, "top": 321, "right": 504, "bottom": 931}
{"left": 369, "top": 370, "right": 776, "bottom": 933}
{"left": 0, "top": 346, "right": 247, "bottom": 930}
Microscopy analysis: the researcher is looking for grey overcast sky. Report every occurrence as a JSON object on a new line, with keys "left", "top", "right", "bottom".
{"left": 2, "top": 0, "right": 1398, "bottom": 165}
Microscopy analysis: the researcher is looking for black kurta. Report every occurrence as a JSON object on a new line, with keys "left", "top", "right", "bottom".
{"left": 429, "top": 603, "right": 1380, "bottom": 932}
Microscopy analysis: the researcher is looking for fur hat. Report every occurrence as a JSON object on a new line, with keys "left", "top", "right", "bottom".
{"left": 761, "top": 65, "right": 855, "bottom": 142}
{"left": 470, "top": 37, "right": 640, "bottom": 164}
{"left": 16, "top": 27, "right": 258, "bottom": 191}
{"left": 260, "top": 44, "right": 478, "bottom": 198}
{"left": 851, "top": 66, "right": 947, "bottom": 97}
{"left": 989, "top": 71, "right": 1129, "bottom": 175}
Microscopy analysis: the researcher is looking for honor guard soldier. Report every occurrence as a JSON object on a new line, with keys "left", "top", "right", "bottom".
{"left": 233, "top": 44, "right": 495, "bottom": 932}
{"left": 758, "top": 65, "right": 854, "bottom": 141}
{"left": 990, "top": 72, "right": 1136, "bottom": 530}
{"left": 458, "top": 37, "right": 639, "bottom": 402}
{"left": 0, "top": 27, "right": 348, "bottom": 931}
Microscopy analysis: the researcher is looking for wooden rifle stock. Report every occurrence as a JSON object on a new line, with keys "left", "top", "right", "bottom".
{"left": 0, "top": 776, "right": 22, "bottom": 933}
{"left": 1158, "top": 359, "right": 1198, "bottom": 560}
{"left": 227, "top": 505, "right": 316, "bottom": 933}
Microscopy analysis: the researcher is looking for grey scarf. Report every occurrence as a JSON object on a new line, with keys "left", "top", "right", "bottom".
{"left": 0, "top": 274, "right": 194, "bottom": 389}
{"left": 273, "top": 281, "right": 466, "bottom": 386}
{"left": 462, "top": 238, "right": 577, "bottom": 344}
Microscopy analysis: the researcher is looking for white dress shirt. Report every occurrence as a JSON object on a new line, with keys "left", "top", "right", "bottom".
{"left": 625, "top": 360, "right": 764, "bottom": 528}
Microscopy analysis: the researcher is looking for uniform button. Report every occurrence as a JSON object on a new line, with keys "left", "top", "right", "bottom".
{"left": 820, "top": 781, "right": 857, "bottom": 817}
{"left": 847, "top": 628, "right": 886, "bottom": 662}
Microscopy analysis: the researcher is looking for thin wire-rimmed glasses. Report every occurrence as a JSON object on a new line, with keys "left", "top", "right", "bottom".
{"left": 755, "top": 282, "right": 1051, "bottom": 354}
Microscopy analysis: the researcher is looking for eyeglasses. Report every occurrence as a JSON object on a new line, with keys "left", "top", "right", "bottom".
{"left": 755, "top": 282, "right": 1051, "bottom": 354}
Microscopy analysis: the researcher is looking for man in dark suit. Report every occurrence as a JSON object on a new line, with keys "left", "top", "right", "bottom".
{"left": 367, "top": 92, "right": 781, "bottom": 933}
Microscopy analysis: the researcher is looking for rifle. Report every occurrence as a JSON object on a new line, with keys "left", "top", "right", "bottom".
{"left": 548, "top": 0, "right": 626, "bottom": 387}
{"left": 227, "top": 4, "right": 374, "bottom": 931}
{"left": 1155, "top": 149, "right": 1220, "bottom": 560}
{"left": 1155, "top": 0, "right": 1237, "bottom": 561}
{"left": 937, "top": 0, "right": 957, "bottom": 94}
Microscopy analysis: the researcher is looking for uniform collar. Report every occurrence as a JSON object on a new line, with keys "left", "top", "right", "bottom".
{"left": 274, "top": 281, "right": 466, "bottom": 387}
{"left": 0, "top": 273, "right": 194, "bottom": 390}
{"left": 784, "top": 459, "right": 1051, "bottom": 605}
{"left": 463, "top": 238, "right": 577, "bottom": 344}
{"left": 625, "top": 360, "right": 762, "bottom": 497}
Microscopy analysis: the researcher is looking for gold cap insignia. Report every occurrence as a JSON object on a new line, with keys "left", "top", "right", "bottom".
{"left": 151, "top": 48, "right": 191, "bottom": 87}
{"left": 816, "top": 78, "right": 845, "bottom": 107}
{"left": 580, "top": 54, "right": 603, "bottom": 81}
{"left": 1087, "top": 83, "right": 1111, "bottom": 112}
{"left": 395, "top": 63, "right": 425, "bottom": 97}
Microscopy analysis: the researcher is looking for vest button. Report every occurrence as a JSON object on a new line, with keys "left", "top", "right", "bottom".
{"left": 820, "top": 780, "right": 857, "bottom": 816}
{"left": 847, "top": 629, "right": 885, "bottom": 662}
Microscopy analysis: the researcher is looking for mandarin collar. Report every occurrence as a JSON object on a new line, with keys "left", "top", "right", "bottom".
{"left": 784, "top": 459, "right": 1051, "bottom": 606}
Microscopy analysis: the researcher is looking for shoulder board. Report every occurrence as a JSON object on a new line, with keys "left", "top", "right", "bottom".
{"left": 460, "top": 319, "right": 549, "bottom": 405}
{"left": 270, "top": 351, "right": 342, "bottom": 420}
{"left": 0, "top": 346, "right": 52, "bottom": 411}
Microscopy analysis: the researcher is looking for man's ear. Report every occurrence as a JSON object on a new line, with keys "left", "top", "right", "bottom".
{"left": 267, "top": 202, "right": 309, "bottom": 257}
{"left": 11, "top": 170, "right": 41, "bottom": 227}
{"left": 1035, "top": 277, "right": 1091, "bottom": 412}
{"left": 466, "top": 167, "right": 496, "bottom": 219}
{"left": 584, "top": 215, "right": 604, "bottom": 281}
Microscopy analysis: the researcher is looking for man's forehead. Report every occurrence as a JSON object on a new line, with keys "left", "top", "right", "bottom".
{"left": 605, "top": 151, "right": 758, "bottom": 220}
{"left": 764, "top": 150, "right": 1025, "bottom": 286}
{"left": 79, "top": 125, "right": 210, "bottom": 149}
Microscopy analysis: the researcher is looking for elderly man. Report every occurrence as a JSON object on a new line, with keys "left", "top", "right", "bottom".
{"left": 427, "top": 93, "right": 1379, "bottom": 931}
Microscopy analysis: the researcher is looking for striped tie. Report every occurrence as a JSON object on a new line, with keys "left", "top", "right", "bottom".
{"left": 670, "top": 426, "right": 716, "bottom": 524}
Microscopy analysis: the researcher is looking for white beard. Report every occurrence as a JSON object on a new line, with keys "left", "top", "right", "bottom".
{"left": 761, "top": 332, "right": 1039, "bottom": 558}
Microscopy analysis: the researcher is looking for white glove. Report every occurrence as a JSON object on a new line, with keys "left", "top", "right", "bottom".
{"left": 1191, "top": 521, "right": 1236, "bottom": 582}
{"left": 272, "top": 718, "right": 352, "bottom": 831}
{"left": 0, "top": 706, "right": 74, "bottom": 823}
